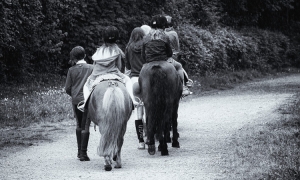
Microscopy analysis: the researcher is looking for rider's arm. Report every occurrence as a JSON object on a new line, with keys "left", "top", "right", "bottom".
{"left": 166, "top": 37, "right": 173, "bottom": 58}
{"left": 124, "top": 47, "right": 131, "bottom": 70}
{"left": 142, "top": 42, "right": 146, "bottom": 62}
{"left": 116, "top": 55, "right": 122, "bottom": 71}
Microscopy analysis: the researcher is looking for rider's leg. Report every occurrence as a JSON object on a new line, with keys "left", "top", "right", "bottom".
{"left": 124, "top": 75, "right": 138, "bottom": 105}
{"left": 80, "top": 110, "right": 90, "bottom": 161}
{"left": 135, "top": 104, "right": 145, "bottom": 149}
{"left": 173, "top": 60, "right": 192, "bottom": 95}
{"left": 73, "top": 105, "right": 82, "bottom": 158}
{"left": 131, "top": 76, "right": 145, "bottom": 149}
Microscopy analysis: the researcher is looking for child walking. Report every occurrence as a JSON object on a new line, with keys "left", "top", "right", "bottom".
{"left": 125, "top": 27, "right": 147, "bottom": 149}
{"left": 65, "top": 46, "right": 93, "bottom": 161}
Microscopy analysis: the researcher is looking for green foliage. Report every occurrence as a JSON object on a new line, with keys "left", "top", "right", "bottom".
{"left": 177, "top": 24, "right": 292, "bottom": 75}
{"left": 0, "top": 0, "right": 65, "bottom": 82}
{"left": 221, "top": 0, "right": 299, "bottom": 30}
{"left": 0, "top": 0, "right": 300, "bottom": 83}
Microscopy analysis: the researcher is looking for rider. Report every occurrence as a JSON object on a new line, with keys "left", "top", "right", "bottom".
{"left": 78, "top": 26, "right": 138, "bottom": 112}
{"left": 142, "top": 15, "right": 192, "bottom": 95}
{"left": 125, "top": 27, "right": 147, "bottom": 149}
{"left": 165, "top": 15, "right": 194, "bottom": 89}
{"left": 65, "top": 46, "right": 93, "bottom": 160}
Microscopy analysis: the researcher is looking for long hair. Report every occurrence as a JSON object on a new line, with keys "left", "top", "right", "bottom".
{"left": 97, "top": 85, "right": 126, "bottom": 157}
{"left": 126, "top": 27, "right": 145, "bottom": 49}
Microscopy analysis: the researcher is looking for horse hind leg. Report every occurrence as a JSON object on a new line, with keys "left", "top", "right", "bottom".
{"left": 146, "top": 128, "right": 156, "bottom": 155}
{"left": 104, "top": 156, "right": 112, "bottom": 171}
{"left": 159, "top": 137, "right": 169, "bottom": 156}
{"left": 114, "top": 150, "right": 122, "bottom": 169}
{"left": 171, "top": 113, "right": 180, "bottom": 148}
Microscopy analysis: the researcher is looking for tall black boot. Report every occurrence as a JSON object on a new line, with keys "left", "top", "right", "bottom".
{"left": 135, "top": 120, "right": 145, "bottom": 149}
{"left": 76, "top": 128, "right": 82, "bottom": 158}
{"left": 80, "top": 132, "right": 90, "bottom": 161}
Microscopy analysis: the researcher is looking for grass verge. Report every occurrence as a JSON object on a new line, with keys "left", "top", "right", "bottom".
{"left": 221, "top": 93, "right": 300, "bottom": 180}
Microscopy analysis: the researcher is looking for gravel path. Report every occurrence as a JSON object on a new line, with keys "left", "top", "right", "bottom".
{"left": 1, "top": 74, "right": 299, "bottom": 180}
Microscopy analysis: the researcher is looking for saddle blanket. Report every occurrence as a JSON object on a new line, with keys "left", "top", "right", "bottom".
{"left": 86, "top": 73, "right": 124, "bottom": 92}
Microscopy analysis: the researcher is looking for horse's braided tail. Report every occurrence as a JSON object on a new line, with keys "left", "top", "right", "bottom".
{"left": 148, "top": 65, "right": 167, "bottom": 141}
{"left": 97, "top": 86, "right": 125, "bottom": 157}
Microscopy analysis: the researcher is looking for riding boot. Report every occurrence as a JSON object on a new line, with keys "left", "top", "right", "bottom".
{"left": 76, "top": 128, "right": 82, "bottom": 158}
{"left": 135, "top": 120, "right": 145, "bottom": 149}
{"left": 80, "top": 132, "right": 90, "bottom": 161}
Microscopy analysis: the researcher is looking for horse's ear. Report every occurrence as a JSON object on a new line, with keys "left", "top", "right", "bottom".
{"left": 133, "top": 82, "right": 141, "bottom": 96}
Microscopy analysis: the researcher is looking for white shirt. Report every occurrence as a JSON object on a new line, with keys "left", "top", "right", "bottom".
{"left": 76, "top": 59, "right": 87, "bottom": 64}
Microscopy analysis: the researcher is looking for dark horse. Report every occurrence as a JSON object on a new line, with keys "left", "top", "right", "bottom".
{"left": 136, "top": 61, "right": 182, "bottom": 156}
{"left": 81, "top": 80, "right": 133, "bottom": 171}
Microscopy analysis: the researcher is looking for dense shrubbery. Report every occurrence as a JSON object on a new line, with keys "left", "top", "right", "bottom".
{"left": 0, "top": 0, "right": 299, "bottom": 83}
{"left": 178, "top": 24, "right": 293, "bottom": 75}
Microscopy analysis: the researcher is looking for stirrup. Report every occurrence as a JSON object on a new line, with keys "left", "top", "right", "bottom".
{"left": 182, "top": 86, "right": 192, "bottom": 95}
{"left": 186, "top": 79, "right": 194, "bottom": 87}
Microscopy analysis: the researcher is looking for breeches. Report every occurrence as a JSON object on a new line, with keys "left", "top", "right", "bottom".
{"left": 73, "top": 104, "right": 83, "bottom": 128}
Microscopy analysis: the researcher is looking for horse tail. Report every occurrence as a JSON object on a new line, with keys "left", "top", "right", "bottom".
{"left": 97, "top": 85, "right": 126, "bottom": 157}
{"left": 148, "top": 65, "right": 167, "bottom": 141}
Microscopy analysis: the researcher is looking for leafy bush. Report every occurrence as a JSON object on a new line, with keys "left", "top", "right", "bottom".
{"left": 177, "top": 24, "right": 292, "bottom": 75}
{"left": 0, "top": 0, "right": 299, "bottom": 83}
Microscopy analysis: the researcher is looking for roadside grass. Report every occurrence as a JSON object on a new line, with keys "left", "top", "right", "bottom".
{"left": 189, "top": 69, "right": 271, "bottom": 95}
{"left": 221, "top": 93, "right": 300, "bottom": 180}
{"left": 0, "top": 79, "right": 73, "bottom": 128}
{"left": 0, "top": 75, "right": 74, "bottom": 149}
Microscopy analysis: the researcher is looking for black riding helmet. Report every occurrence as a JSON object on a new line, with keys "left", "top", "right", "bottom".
{"left": 165, "top": 15, "right": 173, "bottom": 28}
{"left": 102, "top": 26, "right": 119, "bottom": 43}
{"left": 150, "top": 15, "right": 168, "bottom": 29}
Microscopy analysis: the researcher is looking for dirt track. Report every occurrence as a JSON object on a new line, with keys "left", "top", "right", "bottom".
{"left": 1, "top": 74, "right": 299, "bottom": 180}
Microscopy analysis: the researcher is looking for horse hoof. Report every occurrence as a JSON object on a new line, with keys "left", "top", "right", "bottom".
{"left": 172, "top": 141, "right": 180, "bottom": 148}
{"left": 161, "top": 150, "right": 169, "bottom": 156}
{"left": 148, "top": 144, "right": 156, "bottom": 155}
{"left": 104, "top": 165, "right": 112, "bottom": 171}
{"left": 114, "top": 165, "right": 122, "bottom": 169}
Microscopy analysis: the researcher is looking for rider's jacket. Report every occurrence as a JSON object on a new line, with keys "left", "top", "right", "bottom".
{"left": 65, "top": 61, "right": 93, "bottom": 104}
{"left": 142, "top": 29, "right": 173, "bottom": 63}
{"left": 165, "top": 27, "right": 180, "bottom": 54}
{"left": 125, "top": 39, "right": 145, "bottom": 77}
{"left": 90, "top": 43, "right": 124, "bottom": 80}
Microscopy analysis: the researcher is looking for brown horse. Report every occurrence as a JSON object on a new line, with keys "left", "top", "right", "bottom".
{"left": 81, "top": 80, "right": 133, "bottom": 171}
{"left": 135, "top": 61, "right": 182, "bottom": 156}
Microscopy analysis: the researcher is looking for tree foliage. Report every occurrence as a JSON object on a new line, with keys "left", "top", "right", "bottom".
{"left": 0, "top": 0, "right": 299, "bottom": 83}
{"left": 221, "top": 0, "right": 300, "bottom": 30}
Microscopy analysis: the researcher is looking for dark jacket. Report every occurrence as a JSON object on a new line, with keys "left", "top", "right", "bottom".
{"left": 142, "top": 33, "right": 173, "bottom": 63}
{"left": 65, "top": 63, "right": 93, "bottom": 104}
{"left": 125, "top": 40, "right": 145, "bottom": 77}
